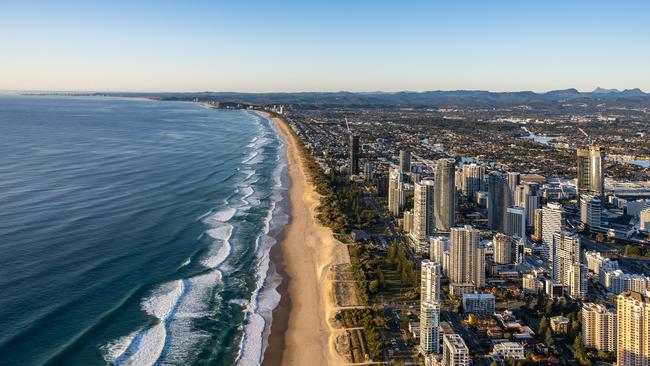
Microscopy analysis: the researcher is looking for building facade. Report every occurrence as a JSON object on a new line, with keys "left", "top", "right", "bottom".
{"left": 582, "top": 302, "right": 617, "bottom": 352}
{"left": 616, "top": 292, "right": 650, "bottom": 366}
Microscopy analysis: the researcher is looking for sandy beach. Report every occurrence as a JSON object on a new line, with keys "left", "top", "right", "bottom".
{"left": 257, "top": 111, "right": 350, "bottom": 366}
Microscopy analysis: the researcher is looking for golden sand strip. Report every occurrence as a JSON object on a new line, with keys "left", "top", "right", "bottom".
{"left": 257, "top": 111, "right": 350, "bottom": 365}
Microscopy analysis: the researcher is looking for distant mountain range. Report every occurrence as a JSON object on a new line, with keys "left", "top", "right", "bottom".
{"left": 74, "top": 87, "right": 650, "bottom": 108}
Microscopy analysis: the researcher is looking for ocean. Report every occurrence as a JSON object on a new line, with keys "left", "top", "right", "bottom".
{"left": 0, "top": 95, "right": 288, "bottom": 365}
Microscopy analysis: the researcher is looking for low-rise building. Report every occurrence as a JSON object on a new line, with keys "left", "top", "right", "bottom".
{"left": 462, "top": 293, "right": 495, "bottom": 315}
{"left": 550, "top": 316, "right": 570, "bottom": 334}
{"left": 491, "top": 342, "right": 525, "bottom": 361}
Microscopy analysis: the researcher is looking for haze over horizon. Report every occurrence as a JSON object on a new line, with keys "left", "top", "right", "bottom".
{"left": 2, "top": 0, "right": 649, "bottom": 92}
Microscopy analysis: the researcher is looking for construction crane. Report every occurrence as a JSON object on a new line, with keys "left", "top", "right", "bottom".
{"left": 578, "top": 127, "right": 592, "bottom": 144}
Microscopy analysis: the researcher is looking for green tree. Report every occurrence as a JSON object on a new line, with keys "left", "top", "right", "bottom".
{"left": 538, "top": 315, "right": 548, "bottom": 336}
{"left": 544, "top": 327, "right": 555, "bottom": 349}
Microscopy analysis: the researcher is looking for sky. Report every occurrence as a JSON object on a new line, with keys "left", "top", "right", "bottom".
{"left": 1, "top": 0, "right": 649, "bottom": 93}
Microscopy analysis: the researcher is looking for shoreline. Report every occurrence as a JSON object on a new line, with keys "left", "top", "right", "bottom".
{"left": 256, "top": 111, "right": 348, "bottom": 366}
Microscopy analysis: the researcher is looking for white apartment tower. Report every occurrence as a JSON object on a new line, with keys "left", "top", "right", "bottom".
{"left": 411, "top": 180, "right": 435, "bottom": 254}
{"left": 421, "top": 260, "right": 442, "bottom": 303}
{"left": 542, "top": 202, "right": 565, "bottom": 264}
{"left": 449, "top": 225, "right": 485, "bottom": 288}
{"left": 582, "top": 303, "right": 617, "bottom": 352}
{"left": 616, "top": 291, "right": 650, "bottom": 366}
{"left": 420, "top": 301, "right": 441, "bottom": 354}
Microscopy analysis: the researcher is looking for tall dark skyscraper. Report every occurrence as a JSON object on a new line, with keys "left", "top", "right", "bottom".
{"left": 399, "top": 149, "right": 411, "bottom": 173}
{"left": 349, "top": 134, "right": 360, "bottom": 176}
{"left": 434, "top": 158, "right": 456, "bottom": 231}
{"left": 577, "top": 145, "right": 605, "bottom": 199}
{"left": 488, "top": 171, "right": 509, "bottom": 232}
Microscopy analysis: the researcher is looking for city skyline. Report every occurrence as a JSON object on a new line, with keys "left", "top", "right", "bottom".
{"left": 2, "top": 0, "right": 650, "bottom": 92}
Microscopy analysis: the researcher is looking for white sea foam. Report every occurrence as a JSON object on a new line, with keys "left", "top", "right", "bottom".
{"left": 162, "top": 271, "right": 222, "bottom": 364}
{"left": 105, "top": 280, "right": 185, "bottom": 366}
{"left": 235, "top": 120, "right": 288, "bottom": 365}
{"left": 202, "top": 207, "right": 237, "bottom": 225}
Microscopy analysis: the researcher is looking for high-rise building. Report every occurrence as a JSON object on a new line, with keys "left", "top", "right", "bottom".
{"left": 493, "top": 233, "right": 512, "bottom": 265}
{"left": 349, "top": 135, "right": 360, "bottom": 176}
{"left": 581, "top": 194, "right": 602, "bottom": 231}
{"left": 552, "top": 231, "right": 580, "bottom": 287}
{"left": 523, "top": 183, "right": 540, "bottom": 226}
{"left": 411, "top": 180, "right": 435, "bottom": 253}
{"left": 542, "top": 203, "right": 565, "bottom": 264}
{"left": 430, "top": 236, "right": 449, "bottom": 267}
{"left": 533, "top": 208, "right": 543, "bottom": 241}
{"left": 507, "top": 172, "right": 521, "bottom": 200}
{"left": 442, "top": 334, "right": 470, "bottom": 366}
{"left": 582, "top": 303, "right": 617, "bottom": 352}
{"left": 584, "top": 250, "right": 619, "bottom": 284}
{"left": 641, "top": 207, "right": 650, "bottom": 232}
{"left": 388, "top": 168, "right": 405, "bottom": 217}
{"left": 363, "top": 162, "right": 373, "bottom": 181}
{"left": 488, "top": 172, "right": 509, "bottom": 232}
{"left": 568, "top": 263, "right": 588, "bottom": 299}
{"left": 434, "top": 159, "right": 456, "bottom": 231}
{"left": 461, "top": 163, "right": 485, "bottom": 200}
{"left": 420, "top": 301, "right": 441, "bottom": 354}
{"left": 449, "top": 225, "right": 485, "bottom": 288}
{"left": 605, "top": 271, "right": 650, "bottom": 295}
{"left": 400, "top": 149, "right": 411, "bottom": 174}
{"left": 505, "top": 206, "right": 526, "bottom": 238}
{"left": 616, "top": 292, "right": 650, "bottom": 366}
{"left": 421, "top": 260, "right": 442, "bottom": 303}
{"left": 577, "top": 145, "right": 605, "bottom": 199}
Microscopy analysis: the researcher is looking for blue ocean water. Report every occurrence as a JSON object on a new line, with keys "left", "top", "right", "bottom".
{"left": 0, "top": 95, "right": 288, "bottom": 365}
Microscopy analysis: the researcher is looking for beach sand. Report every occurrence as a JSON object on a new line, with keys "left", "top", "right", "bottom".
{"left": 258, "top": 111, "right": 349, "bottom": 366}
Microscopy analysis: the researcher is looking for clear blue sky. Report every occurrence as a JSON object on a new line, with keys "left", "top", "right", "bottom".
{"left": 2, "top": 0, "right": 649, "bottom": 92}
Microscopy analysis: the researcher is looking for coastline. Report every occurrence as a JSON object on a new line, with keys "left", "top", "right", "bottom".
{"left": 256, "top": 111, "right": 349, "bottom": 366}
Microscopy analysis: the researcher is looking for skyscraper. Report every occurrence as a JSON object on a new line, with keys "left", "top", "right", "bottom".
{"left": 568, "top": 263, "right": 588, "bottom": 299}
{"left": 449, "top": 225, "right": 485, "bottom": 288}
{"left": 349, "top": 134, "right": 360, "bottom": 176}
{"left": 523, "top": 183, "right": 540, "bottom": 226}
{"left": 617, "top": 292, "right": 650, "bottom": 366}
{"left": 552, "top": 231, "right": 580, "bottom": 287}
{"left": 580, "top": 194, "right": 602, "bottom": 231}
{"left": 507, "top": 172, "right": 521, "bottom": 201}
{"left": 420, "top": 300, "right": 441, "bottom": 354}
{"left": 434, "top": 159, "right": 456, "bottom": 232}
{"left": 388, "top": 168, "right": 405, "bottom": 217}
{"left": 411, "top": 179, "right": 435, "bottom": 254}
{"left": 541, "top": 202, "right": 565, "bottom": 264}
{"left": 493, "top": 233, "right": 512, "bottom": 265}
{"left": 577, "top": 145, "right": 605, "bottom": 199}
{"left": 582, "top": 303, "right": 617, "bottom": 352}
{"left": 421, "top": 260, "right": 442, "bottom": 302}
{"left": 505, "top": 205, "right": 526, "bottom": 238}
{"left": 488, "top": 172, "right": 509, "bottom": 232}
{"left": 430, "top": 236, "right": 449, "bottom": 265}
{"left": 399, "top": 149, "right": 411, "bottom": 174}
{"left": 461, "top": 163, "right": 485, "bottom": 200}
